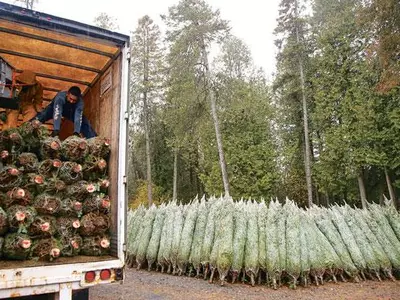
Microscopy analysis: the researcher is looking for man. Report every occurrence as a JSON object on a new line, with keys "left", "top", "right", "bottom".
{"left": 35, "top": 86, "right": 96, "bottom": 138}
{"left": 3, "top": 70, "right": 43, "bottom": 130}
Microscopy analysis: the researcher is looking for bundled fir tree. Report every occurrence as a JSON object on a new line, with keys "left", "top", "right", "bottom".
{"left": 82, "top": 156, "right": 107, "bottom": 181}
{"left": 80, "top": 235, "right": 110, "bottom": 256}
{"left": 66, "top": 180, "right": 96, "bottom": 201}
{"left": 41, "top": 177, "right": 66, "bottom": 195}
{"left": 61, "top": 136, "right": 89, "bottom": 162}
{"left": 58, "top": 198, "right": 83, "bottom": 217}
{"left": 56, "top": 216, "right": 81, "bottom": 237}
{"left": 59, "top": 234, "right": 82, "bottom": 257}
{"left": 33, "top": 193, "right": 61, "bottom": 215}
{"left": 30, "top": 237, "right": 62, "bottom": 261}
{"left": 79, "top": 212, "right": 110, "bottom": 236}
{"left": 16, "top": 152, "right": 38, "bottom": 173}
{"left": 37, "top": 158, "right": 62, "bottom": 177}
{"left": 95, "top": 178, "right": 110, "bottom": 194}
{"left": 22, "top": 173, "right": 45, "bottom": 196}
{"left": 58, "top": 161, "right": 83, "bottom": 184}
{"left": 5, "top": 128, "right": 24, "bottom": 153}
{"left": 0, "top": 166, "right": 21, "bottom": 191}
{"left": 82, "top": 194, "right": 110, "bottom": 214}
{"left": 87, "top": 137, "right": 110, "bottom": 159}
{"left": 40, "top": 137, "right": 61, "bottom": 159}
{"left": 0, "top": 206, "right": 9, "bottom": 235}
{"left": 3, "top": 187, "right": 33, "bottom": 208}
{"left": 18, "top": 120, "right": 49, "bottom": 153}
{"left": 28, "top": 215, "right": 57, "bottom": 238}
{"left": 3, "top": 232, "right": 32, "bottom": 260}
{"left": 0, "top": 149, "right": 15, "bottom": 165}
{"left": 6, "top": 205, "right": 36, "bottom": 233}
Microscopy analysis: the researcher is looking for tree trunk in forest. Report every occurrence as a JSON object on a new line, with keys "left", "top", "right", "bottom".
{"left": 384, "top": 167, "right": 397, "bottom": 207}
{"left": 200, "top": 41, "right": 230, "bottom": 197}
{"left": 357, "top": 170, "right": 367, "bottom": 209}
{"left": 325, "top": 193, "right": 330, "bottom": 207}
{"left": 143, "top": 27, "right": 152, "bottom": 206}
{"left": 173, "top": 149, "right": 178, "bottom": 201}
{"left": 295, "top": 0, "right": 313, "bottom": 207}
{"left": 379, "top": 193, "right": 384, "bottom": 205}
{"left": 315, "top": 188, "right": 320, "bottom": 206}
{"left": 144, "top": 94, "right": 152, "bottom": 206}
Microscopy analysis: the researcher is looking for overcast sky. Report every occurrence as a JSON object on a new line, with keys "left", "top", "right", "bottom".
{"left": 5, "top": 0, "right": 280, "bottom": 78}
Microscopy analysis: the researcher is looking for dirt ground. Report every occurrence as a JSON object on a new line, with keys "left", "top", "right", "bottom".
{"left": 90, "top": 268, "right": 400, "bottom": 300}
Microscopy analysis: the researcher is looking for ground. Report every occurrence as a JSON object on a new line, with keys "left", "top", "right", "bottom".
{"left": 90, "top": 268, "right": 400, "bottom": 300}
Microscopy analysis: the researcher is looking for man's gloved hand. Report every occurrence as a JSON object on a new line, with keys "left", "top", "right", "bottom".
{"left": 51, "top": 130, "right": 59, "bottom": 137}
{"left": 73, "top": 132, "right": 80, "bottom": 137}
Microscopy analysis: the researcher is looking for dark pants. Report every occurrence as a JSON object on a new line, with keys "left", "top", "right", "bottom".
{"left": 36, "top": 105, "right": 97, "bottom": 138}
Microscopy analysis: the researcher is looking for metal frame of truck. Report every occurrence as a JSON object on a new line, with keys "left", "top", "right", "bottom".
{"left": 0, "top": 2, "right": 130, "bottom": 299}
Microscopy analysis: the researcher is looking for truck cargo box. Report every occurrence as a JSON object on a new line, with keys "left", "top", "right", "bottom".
{"left": 0, "top": 2, "right": 129, "bottom": 299}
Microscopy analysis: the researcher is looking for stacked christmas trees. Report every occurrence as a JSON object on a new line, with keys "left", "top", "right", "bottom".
{"left": 0, "top": 120, "right": 111, "bottom": 261}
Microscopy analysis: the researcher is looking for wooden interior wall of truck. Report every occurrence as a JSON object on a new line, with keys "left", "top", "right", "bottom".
{"left": 57, "top": 56, "right": 122, "bottom": 257}
{"left": 83, "top": 56, "right": 122, "bottom": 256}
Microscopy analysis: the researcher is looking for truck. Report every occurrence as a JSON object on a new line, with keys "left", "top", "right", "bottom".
{"left": 0, "top": 2, "right": 130, "bottom": 299}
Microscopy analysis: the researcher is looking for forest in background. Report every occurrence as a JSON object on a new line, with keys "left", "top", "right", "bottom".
{"left": 93, "top": 0, "right": 400, "bottom": 209}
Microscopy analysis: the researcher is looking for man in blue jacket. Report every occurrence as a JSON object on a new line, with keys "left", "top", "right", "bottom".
{"left": 35, "top": 86, "right": 96, "bottom": 138}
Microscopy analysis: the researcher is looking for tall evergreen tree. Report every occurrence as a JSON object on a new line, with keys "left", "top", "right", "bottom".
{"left": 130, "top": 16, "right": 165, "bottom": 206}
{"left": 163, "top": 0, "right": 230, "bottom": 196}
{"left": 273, "top": 0, "right": 312, "bottom": 206}
{"left": 310, "top": 0, "right": 383, "bottom": 207}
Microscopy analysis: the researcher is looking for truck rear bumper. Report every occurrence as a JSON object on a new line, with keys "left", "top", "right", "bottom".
{"left": 0, "top": 259, "right": 124, "bottom": 299}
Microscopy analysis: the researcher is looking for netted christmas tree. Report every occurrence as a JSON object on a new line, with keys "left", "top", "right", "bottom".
{"left": 16, "top": 152, "right": 38, "bottom": 173}
{"left": 0, "top": 206, "right": 9, "bottom": 235}
{"left": 58, "top": 161, "right": 83, "bottom": 184}
{"left": 33, "top": 193, "right": 61, "bottom": 215}
{"left": 80, "top": 235, "right": 110, "bottom": 256}
{"left": 30, "top": 237, "right": 62, "bottom": 261}
{"left": 79, "top": 212, "right": 110, "bottom": 237}
{"left": 6, "top": 205, "right": 36, "bottom": 233}
{"left": 37, "top": 158, "right": 62, "bottom": 177}
{"left": 87, "top": 137, "right": 110, "bottom": 159}
{"left": 66, "top": 180, "right": 96, "bottom": 201}
{"left": 22, "top": 173, "right": 45, "bottom": 196}
{"left": 3, "top": 232, "right": 32, "bottom": 260}
{"left": 28, "top": 215, "right": 57, "bottom": 238}
{"left": 0, "top": 166, "right": 21, "bottom": 191}
{"left": 82, "top": 194, "right": 110, "bottom": 214}
{"left": 61, "top": 136, "right": 89, "bottom": 162}
{"left": 82, "top": 156, "right": 107, "bottom": 181}
{"left": 18, "top": 120, "right": 49, "bottom": 153}
{"left": 2, "top": 187, "right": 33, "bottom": 208}
{"left": 5, "top": 128, "right": 25, "bottom": 154}
{"left": 40, "top": 137, "right": 61, "bottom": 159}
